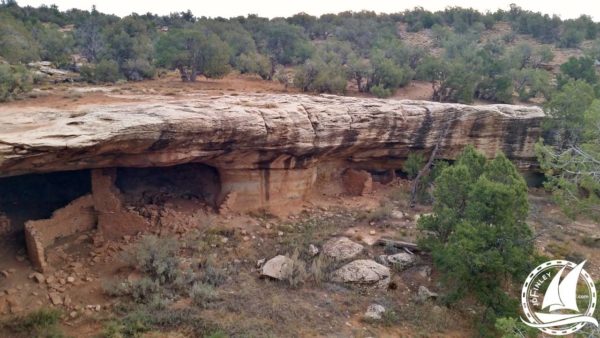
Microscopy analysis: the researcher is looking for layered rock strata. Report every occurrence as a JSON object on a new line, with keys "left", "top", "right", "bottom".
{"left": 0, "top": 93, "right": 545, "bottom": 266}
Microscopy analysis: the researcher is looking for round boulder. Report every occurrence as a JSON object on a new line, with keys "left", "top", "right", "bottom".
{"left": 322, "top": 237, "right": 364, "bottom": 261}
{"left": 387, "top": 252, "right": 416, "bottom": 271}
{"left": 331, "top": 259, "right": 390, "bottom": 287}
{"left": 261, "top": 255, "right": 293, "bottom": 280}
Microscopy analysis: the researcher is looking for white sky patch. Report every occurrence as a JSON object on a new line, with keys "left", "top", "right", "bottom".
{"left": 14, "top": 0, "right": 600, "bottom": 20}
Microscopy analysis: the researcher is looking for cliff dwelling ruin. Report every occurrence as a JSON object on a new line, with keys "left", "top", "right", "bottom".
{"left": 0, "top": 93, "right": 545, "bottom": 272}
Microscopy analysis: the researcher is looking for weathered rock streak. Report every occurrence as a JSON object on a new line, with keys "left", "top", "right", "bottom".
{"left": 0, "top": 93, "right": 544, "bottom": 177}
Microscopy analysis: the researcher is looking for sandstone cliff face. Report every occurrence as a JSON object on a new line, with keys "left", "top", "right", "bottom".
{"left": 0, "top": 93, "right": 545, "bottom": 268}
{"left": 0, "top": 93, "right": 544, "bottom": 177}
{"left": 0, "top": 95, "right": 544, "bottom": 237}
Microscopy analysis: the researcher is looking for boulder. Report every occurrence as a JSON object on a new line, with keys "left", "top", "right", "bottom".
{"left": 261, "top": 255, "right": 293, "bottom": 280}
{"left": 27, "top": 61, "right": 78, "bottom": 83}
{"left": 364, "top": 304, "right": 386, "bottom": 321}
{"left": 387, "top": 252, "right": 416, "bottom": 270}
{"left": 417, "top": 285, "right": 438, "bottom": 302}
{"left": 331, "top": 259, "right": 390, "bottom": 287}
{"left": 322, "top": 237, "right": 364, "bottom": 261}
{"left": 29, "top": 272, "right": 45, "bottom": 283}
{"left": 308, "top": 244, "right": 319, "bottom": 256}
{"left": 48, "top": 292, "right": 63, "bottom": 305}
{"left": 390, "top": 210, "right": 406, "bottom": 220}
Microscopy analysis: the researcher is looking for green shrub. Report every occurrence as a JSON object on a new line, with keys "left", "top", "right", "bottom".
{"left": 236, "top": 52, "right": 271, "bottom": 80}
{"left": 122, "top": 58, "right": 155, "bottom": 81}
{"left": 105, "top": 304, "right": 220, "bottom": 337}
{"left": 129, "top": 277, "right": 161, "bottom": 303}
{"left": 0, "top": 64, "right": 32, "bottom": 102}
{"left": 78, "top": 64, "right": 95, "bottom": 83}
{"left": 369, "top": 84, "right": 393, "bottom": 98}
{"left": 5, "top": 308, "right": 65, "bottom": 338}
{"left": 122, "top": 235, "right": 180, "bottom": 284}
{"left": 95, "top": 59, "right": 120, "bottom": 83}
{"left": 190, "top": 282, "right": 217, "bottom": 308}
{"left": 80, "top": 60, "right": 121, "bottom": 83}
{"left": 200, "top": 257, "right": 227, "bottom": 287}
{"left": 403, "top": 153, "right": 425, "bottom": 179}
{"left": 494, "top": 317, "right": 538, "bottom": 338}
{"left": 293, "top": 59, "right": 347, "bottom": 94}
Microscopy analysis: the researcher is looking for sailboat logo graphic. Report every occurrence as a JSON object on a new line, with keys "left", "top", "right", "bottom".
{"left": 521, "top": 260, "right": 598, "bottom": 335}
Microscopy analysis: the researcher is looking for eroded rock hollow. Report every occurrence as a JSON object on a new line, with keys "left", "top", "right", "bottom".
{"left": 0, "top": 93, "right": 544, "bottom": 270}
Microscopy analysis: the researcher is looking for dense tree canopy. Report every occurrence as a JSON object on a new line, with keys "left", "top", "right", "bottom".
{"left": 0, "top": 1, "right": 599, "bottom": 101}
{"left": 155, "top": 27, "right": 230, "bottom": 82}
{"left": 418, "top": 146, "right": 534, "bottom": 329}
{"left": 537, "top": 78, "right": 600, "bottom": 219}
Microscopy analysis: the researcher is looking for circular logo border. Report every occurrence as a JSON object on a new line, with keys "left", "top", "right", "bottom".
{"left": 521, "top": 260, "right": 597, "bottom": 335}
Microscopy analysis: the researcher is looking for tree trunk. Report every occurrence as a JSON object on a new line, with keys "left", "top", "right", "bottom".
{"left": 410, "top": 112, "right": 455, "bottom": 208}
{"left": 178, "top": 66, "right": 191, "bottom": 82}
{"left": 269, "top": 57, "right": 277, "bottom": 81}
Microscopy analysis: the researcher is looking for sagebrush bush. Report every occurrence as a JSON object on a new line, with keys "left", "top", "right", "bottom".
{"left": 200, "top": 257, "right": 227, "bottom": 287}
{"left": 0, "top": 64, "right": 32, "bottom": 102}
{"left": 286, "top": 249, "right": 308, "bottom": 288}
{"left": 123, "top": 235, "right": 180, "bottom": 284}
{"left": 190, "top": 282, "right": 218, "bottom": 308}
{"left": 129, "top": 277, "right": 161, "bottom": 303}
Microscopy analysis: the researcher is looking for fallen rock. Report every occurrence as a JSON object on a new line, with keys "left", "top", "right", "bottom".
{"left": 261, "top": 255, "right": 293, "bottom": 280}
{"left": 387, "top": 252, "right": 416, "bottom": 271}
{"left": 6, "top": 296, "right": 21, "bottom": 313}
{"left": 27, "top": 61, "right": 79, "bottom": 83}
{"left": 417, "top": 266, "right": 432, "bottom": 278}
{"left": 29, "top": 272, "right": 45, "bottom": 283}
{"left": 417, "top": 285, "right": 438, "bottom": 302}
{"left": 364, "top": 304, "right": 386, "bottom": 321}
{"left": 48, "top": 292, "right": 63, "bottom": 305}
{"left": 331, "top": 259, "right": 390, "bottom": 287}
{"left": 375, "top": 255, "right": 389, "bottom": 266}
{"left": 322, "top": 237, "right": 364, "bottom": 261}
{"left": 0, "top": 298, "right": 7, "bottom": 314}
{"left": 390, "top": 210, "right": 406, "bottom": 220}
{"left": 308, "top": 244, "right": 319, "bottom": 256}
{"left": 256, "top": 258, "right": 266, "bottom": 268}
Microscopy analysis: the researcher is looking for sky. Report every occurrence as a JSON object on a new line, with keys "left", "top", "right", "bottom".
{"left": 15, "top": 0, "right": 600, "bottom": 20}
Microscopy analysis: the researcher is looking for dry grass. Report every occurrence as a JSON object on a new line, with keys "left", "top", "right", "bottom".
{"left": 358, "top": 201, "right": 395, "bottom": 223}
